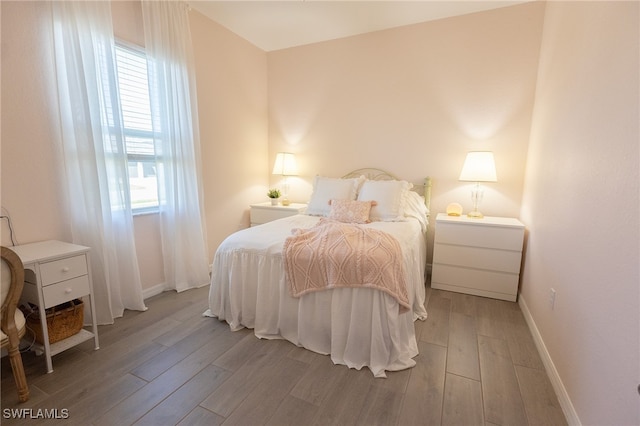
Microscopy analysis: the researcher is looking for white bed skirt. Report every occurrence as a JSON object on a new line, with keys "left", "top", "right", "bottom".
{"left": 204, "top": 215, "right": 428, "bottom": 378}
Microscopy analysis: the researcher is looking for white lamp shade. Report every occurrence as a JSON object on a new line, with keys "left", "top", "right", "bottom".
{"left": 272, "top": 152, "right": 298, "bottom": 176}
{"left": 459, "top": 151, "right": 497, "bottom": 182}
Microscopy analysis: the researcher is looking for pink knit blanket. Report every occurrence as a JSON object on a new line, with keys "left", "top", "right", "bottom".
{"left": 284, "top": 219, "right": 410, "bottom": 313}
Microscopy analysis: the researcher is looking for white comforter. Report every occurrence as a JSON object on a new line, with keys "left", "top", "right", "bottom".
{"left": 204, "top": 214, "right": 428, "bottom": 378}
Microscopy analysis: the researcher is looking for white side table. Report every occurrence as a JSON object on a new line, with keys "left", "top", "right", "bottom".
{"left": 12, "top": 240, "right": 99, "bottom": 373}
{"left": 249, "top": 202, "right": 307, "bottom": 226}
{"left": 431, "top": 213, "right": 525, "bottom": 301}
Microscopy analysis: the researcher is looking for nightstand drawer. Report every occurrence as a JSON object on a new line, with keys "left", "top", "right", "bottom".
{"left": 435, "top": 222, "right": 523, "bottom": 250}
{"left": 433, "top": 244, "right": 522, "bottom": 273}
{"left": 249, "top": 202, "right": 307, "bottom": 226}
{"left": 250, "top": 208, "right": 292, "bottom": 225}
{"left": 432, "top": 264, "right": 518, "bottom": 298}
{"left": 40, "top": 255, "right": 88, "bottom": 286}
{"left": 42, "top": 275, "right": 90, "bottom": 308}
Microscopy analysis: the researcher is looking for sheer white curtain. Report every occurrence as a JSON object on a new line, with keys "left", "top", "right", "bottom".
{"left": 52, "top": 1, "right": 147, "bottom": 324}
{"left": 141, "top": 1, "right": 210, "bottom": 292}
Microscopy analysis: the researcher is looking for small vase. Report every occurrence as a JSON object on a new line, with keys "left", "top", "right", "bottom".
{"left": 270, "top": 198, "right": 279, "bottom": 206}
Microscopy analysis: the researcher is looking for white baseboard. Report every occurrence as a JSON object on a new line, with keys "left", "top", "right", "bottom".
{"left": 142, "top": 282, "right": 167, "bottom": 300}
{"left": 518, "top": 294, "right": 581, "bottom": 426}
{"left": 142, "top": 281, "right": 211, "bottom": 300}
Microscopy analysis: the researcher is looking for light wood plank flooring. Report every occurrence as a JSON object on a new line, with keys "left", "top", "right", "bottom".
{"left": 1, "top": 283, "right": 567, "bottom": 425}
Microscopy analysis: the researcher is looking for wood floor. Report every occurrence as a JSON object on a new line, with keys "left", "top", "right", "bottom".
{"left": 1, "top": 283, "right": 567, "bottom": 426}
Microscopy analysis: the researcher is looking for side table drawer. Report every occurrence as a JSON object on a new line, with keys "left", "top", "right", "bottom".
{"left": 42, "top": 275, "right": 90, "bottom": 308}
{"left": 432, "top": 264, "right": 519, "bottom": 297}
{"left": 436, "top": 222, "right": 524, "bottom": 250}
{"left": 433, "top": 244, "right": 523, "bottom": 273}
{"left": 249, "top": 203, "right": 307, "bottom": 226}
{"left": 40, "top": 254, "right": 88, "bottom": 286}
{"left": 250, "top": 208, "right": 287, "bottom": 225}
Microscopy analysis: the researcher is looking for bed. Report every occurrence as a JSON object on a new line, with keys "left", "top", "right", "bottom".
{"left": 204, "top": 169, "right": 432, "bottom": 378}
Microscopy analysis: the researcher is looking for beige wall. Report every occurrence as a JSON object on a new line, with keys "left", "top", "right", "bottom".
{"left": 267, "top": 2, "right": 546, "bottom": 255}
{"left": 0, "top": 2, "right": 268, "bottom": 291}
{"left": 189, "top": 10, "right": 269, "bottom": 258}
{"left": 1, "top": 2, "right": 70, "bottom": 246}
{"left": 521, "top": 2, "right": 639, "bottom": 424}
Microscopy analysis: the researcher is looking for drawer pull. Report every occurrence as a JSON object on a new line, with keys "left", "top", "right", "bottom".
{"left": 62, "top": 267, "right": 70, "bottom": 273}
{"left": 65, "top": 288, "right": 72, "bottom": 294}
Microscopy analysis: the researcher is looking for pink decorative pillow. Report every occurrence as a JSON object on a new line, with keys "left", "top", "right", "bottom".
{"left": 328, "top": 199, "right": 376, "bottom": 224}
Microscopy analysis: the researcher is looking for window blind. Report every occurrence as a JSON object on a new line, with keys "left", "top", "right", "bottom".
{"left": 114, "top": 45, "right": 154, "bottom": 157}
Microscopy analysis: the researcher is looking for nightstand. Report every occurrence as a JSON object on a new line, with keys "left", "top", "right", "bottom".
{"left": 431, "top": 213, "right": 525, "bottom": 301}
{"left": 12, "top": 240, "right": 99, "bottom": 373}
{"left": 249, "top": 202, "right": 307, "bottom": 226}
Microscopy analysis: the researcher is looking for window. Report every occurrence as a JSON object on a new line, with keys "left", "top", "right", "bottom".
{"left": 114, "top": 43, "right": 158, "bottom": 212}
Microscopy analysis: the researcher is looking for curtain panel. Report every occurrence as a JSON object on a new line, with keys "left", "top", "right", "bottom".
{"left": 52, "top": 1, "right": 147, "bottom": 324}
{"left": 141, "top": 1, "right": 210, "bottom": 292}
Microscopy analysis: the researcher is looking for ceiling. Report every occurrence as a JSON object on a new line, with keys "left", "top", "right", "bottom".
{"left": 190, "top": 1, "right": 530, "bottom": 52}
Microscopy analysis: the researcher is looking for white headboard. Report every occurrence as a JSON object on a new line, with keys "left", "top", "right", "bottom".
{"left": 342, "top": 168, "right": 432, "bottom": 219}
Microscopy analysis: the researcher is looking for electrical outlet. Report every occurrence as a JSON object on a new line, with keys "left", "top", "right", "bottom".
{"left": 549, "top": 288, "right": 557, "bottom": 310}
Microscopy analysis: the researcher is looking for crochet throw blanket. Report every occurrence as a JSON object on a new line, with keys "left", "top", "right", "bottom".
{"left": 284, "top": 218, "right": 410, "bottom": 313}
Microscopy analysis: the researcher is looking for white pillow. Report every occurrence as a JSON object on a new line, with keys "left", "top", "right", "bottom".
{"left": 306, "top": 176, "right": 365, "bottom": 216}
{"left": 404, "top": 191, "right": 430, "bottom": 232}
{"left": 357, "top": 179, "right": 412, "bottom": 221}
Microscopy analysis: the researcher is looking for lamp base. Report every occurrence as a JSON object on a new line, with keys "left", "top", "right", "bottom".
{"left": 281, "top": 198, "right": 291, "bottom": 206}
{"left": 467, "top": 210, "right": 484, "bottom": 219}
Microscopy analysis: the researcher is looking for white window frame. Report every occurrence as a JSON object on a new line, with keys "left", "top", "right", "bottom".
{"left": 114, "top": 41, "right": 159, "bottom": 215}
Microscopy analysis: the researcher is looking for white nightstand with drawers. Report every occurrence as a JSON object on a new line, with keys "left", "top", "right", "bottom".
{"left": 249, "top": 202, "right": 307, "bottom": 226}
{"left": 12, "top": 240, "right": 99, "bottom": 373}
{"left": 431, "top": 213, "right": 525, "bottom": 301}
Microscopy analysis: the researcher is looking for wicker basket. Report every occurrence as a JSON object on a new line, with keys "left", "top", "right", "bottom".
{"left": 25, "top": 299, "right": 84, "bottom": 344}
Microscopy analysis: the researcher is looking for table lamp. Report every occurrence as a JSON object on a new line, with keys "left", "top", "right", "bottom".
{"left": 272, "top": 152, "right": 298, "bottom": 206}
{"left": 459, "top": 151, "right": 497, "bottom": 218}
